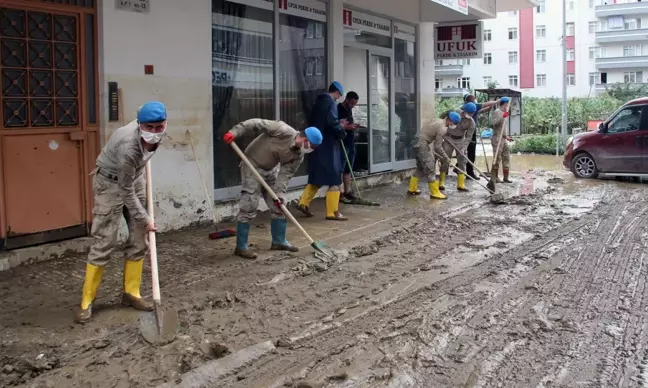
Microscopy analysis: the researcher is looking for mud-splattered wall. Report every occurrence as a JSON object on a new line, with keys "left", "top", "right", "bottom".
{"left": 98, "top": 0, "right": 213, "bottom": 232}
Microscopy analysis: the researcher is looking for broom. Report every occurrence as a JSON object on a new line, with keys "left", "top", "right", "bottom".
{"left": 187, "top": 130, "right": 236, "bottom": 239}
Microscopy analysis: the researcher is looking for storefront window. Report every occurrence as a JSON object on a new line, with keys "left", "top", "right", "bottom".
{"left": 212, "top": 0, "right": 274, "bottom": 190}
{"left": 278, "top": 0, "right": 327, "bottom": 177}
{"left": 394, "top": 25, "right": 417, "bottom": 162}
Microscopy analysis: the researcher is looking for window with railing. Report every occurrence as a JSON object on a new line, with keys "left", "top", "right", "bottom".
{"left": 623, "top": 44, "right": 643, "bottom": 57}
{"left": 457, "top": 77, "right": 471, "bottom": 89}
{"left": 589, "top": 72, "right": 601, "bottom": 85}
{"left": 509, "top": 75, "right": 518, "bottom": 87}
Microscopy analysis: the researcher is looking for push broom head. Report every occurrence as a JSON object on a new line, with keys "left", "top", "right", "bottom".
{"left": 209, "top": 229, "right": 236, "bottom": 239}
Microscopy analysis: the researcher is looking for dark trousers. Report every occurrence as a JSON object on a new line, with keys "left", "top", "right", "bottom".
{"left": 466, "top": 131, "right": 477, "bottom": 176}
{"left": 455, "top": 131, "right": 477, "bottom": 176}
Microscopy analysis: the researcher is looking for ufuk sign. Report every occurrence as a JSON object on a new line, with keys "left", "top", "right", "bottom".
{"left": 434, "top": 21, "right": 483, "bottom": 60}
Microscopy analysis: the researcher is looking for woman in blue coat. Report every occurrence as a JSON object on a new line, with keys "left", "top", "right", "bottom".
{"left": 297, "top": 81, "right": 348, "bottom": 221}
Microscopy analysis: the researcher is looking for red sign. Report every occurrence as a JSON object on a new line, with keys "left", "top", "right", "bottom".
{"left": 342, "top": 9, "right": 352, "bottom": 26}
{"left": 587, "top": 120, "right": 603, "bottom": 131}
{"left": 278, "top": 0, "right": 287, "bottom": 9}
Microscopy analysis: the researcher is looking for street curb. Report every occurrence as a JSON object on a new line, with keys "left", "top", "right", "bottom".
{"left": 157, "top": 341, "right": 276, "bottom": 388}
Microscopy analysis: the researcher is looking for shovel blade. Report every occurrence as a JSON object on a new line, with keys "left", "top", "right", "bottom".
{"left": 140, "top": 304, "right": 179, "bottom": 345}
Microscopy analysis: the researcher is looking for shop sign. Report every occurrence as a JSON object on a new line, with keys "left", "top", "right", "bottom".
{"left": 428, "top": 0, "right": 468, "bottom": 15}
{"left": 228, "top": 0, "right": 273, "bottom": 11}
{"left": 393, "top": 23, "right": 416, "bottom": 42}
{"left": 278, "top": 0, "right": 326, "bottom": 22}
{"left": 434, "top": 21, "right": 483, "bottom": 59}
{"left": 342, "top": 9, "right": 391, "bottom": 37}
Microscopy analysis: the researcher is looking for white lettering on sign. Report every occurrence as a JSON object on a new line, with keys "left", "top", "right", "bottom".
{"left": 115, "top": 0, "right": 150, "bottom": 14}
{"left": 342, "top": 8, "right": 391, "bottom": 37}
{"left": 280, "top": 0, "right": 327, "bottom": 22}
{"left": 428, "top": 0, "right": 468, "bottom": 15}
{"left": 434, "top": 21, "right": 483, "bottom": 60}
{"left": 394, "top": 23, "right": 416, "bottom": 42}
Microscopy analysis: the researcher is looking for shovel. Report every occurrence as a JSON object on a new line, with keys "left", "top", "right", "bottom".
{"left": 339, "top": 139, "right": 380, "bottom": 207}
{"left": 433, "top": 150, "right": 495, "bottom": 195}
{"left": 229, "top": 142, "right": 335, "bottom": 258}
{"left": 443, "top": 139, "right": 489, "bottom": 180}
{"left": 139, "top": 161, "right": 178, "bottom": 345}
{"left": 486, "top": 104, "right": 511, "bottom": 192}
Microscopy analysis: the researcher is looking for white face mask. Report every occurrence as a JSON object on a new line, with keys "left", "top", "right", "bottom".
{"left": 448, "top": 125, "right": 457, "bottom": 130}
{"left": 140, "top": 125, "right": 166, "bottom": 144}
{"left": 301, "top": 144, "right": 314, "bottom": 155}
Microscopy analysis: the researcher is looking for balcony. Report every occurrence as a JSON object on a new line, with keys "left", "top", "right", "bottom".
{"left": 596, "top": 55, "right": 648, "bottom": 69}
{"left": 436, "top": 87, "right": 470, "bottom": 98}
{"left": 595, "top": 0, "right": 648, "bottom": 18}
{"left": 596, "top": 28, "right": 648, "bottom": 44}
{"left": 435, "top": 64, "right": 464, "bottom": 77}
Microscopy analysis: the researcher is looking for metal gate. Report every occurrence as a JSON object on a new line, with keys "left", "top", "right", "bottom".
{"left": 0, "top": 0, "right": 98, "bottom": 250}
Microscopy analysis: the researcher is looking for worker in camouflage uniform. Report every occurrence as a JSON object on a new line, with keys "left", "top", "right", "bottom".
{"left": 407, "top": 111, "right": 461, "bottom": 200}
{"left": 490, "top": 97, "right": 513, "bottom": 183}
{"left": 76, "top": 101, "right": 167, "bottom": 324}
{"left": 439, "top": 102, "right": 477, "bottom": 192}
{"left": 224, "top": 119, "right": 323, "bottom": 260}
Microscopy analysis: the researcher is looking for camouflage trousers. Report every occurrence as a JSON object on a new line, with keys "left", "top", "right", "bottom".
{"left": 236, "top": 163, "right": 283, "bottom": 223}
{"left": 440, "top": 137, "right": 467, "bottom": 173}
{"left": 412, "top": 143, "right": 437, "bottom": 182}
{"left": 87, "top": 172, "right": 148, "bottom": 266}
{"left": 492, "top": 139, "right": 511, "bottom": 170}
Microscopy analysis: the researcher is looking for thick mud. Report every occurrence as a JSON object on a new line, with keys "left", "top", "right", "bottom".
{"left": 1, "top": 172, "right": 645, "bottom": 388}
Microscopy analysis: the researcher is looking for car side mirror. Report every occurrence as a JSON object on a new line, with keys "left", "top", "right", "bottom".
{"left": 598, "top": 122, "right": 606, "bottom": 132}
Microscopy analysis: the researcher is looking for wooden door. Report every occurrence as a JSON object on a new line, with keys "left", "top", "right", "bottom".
{"left": 0, "top": 0, "right": 99, "bottom": 249}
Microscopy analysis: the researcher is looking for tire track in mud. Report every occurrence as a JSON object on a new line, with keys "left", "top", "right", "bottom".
{"left": 212, "top": 194, "right": 608, "bottom": 388}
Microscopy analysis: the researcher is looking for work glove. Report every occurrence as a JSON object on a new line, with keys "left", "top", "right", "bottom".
{"left": 223, "top": 132, "right": 235, "bottom": 144}
{"left": 503, "top": 112, "right": 510, "bottom": 118}
{"left": 273, "top": 196, "right": 285, "bottom": 210}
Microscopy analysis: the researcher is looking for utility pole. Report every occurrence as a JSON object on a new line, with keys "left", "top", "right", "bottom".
{"left": 561, "top": 0, "right": 568, "bottom": 136}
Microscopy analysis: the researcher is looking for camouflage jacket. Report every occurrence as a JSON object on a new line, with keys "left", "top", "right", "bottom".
{"left": 229, "top": 119, "right": 304, "bottom": 194}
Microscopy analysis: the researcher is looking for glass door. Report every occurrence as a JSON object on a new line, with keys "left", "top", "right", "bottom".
{"left": 369, "top": 53, "right": 393, "bottom": 173}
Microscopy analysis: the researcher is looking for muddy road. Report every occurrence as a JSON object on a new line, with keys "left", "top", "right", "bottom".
{"left": 1, "top": 172, "right": 646, "bottom": 388}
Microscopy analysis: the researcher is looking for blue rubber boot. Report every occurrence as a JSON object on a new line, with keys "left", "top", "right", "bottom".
{"left": 234, "top": 223, "right": 257, "bottom": 259}
{"left": 270, "top": 218, "right": 299, "bottom": 252}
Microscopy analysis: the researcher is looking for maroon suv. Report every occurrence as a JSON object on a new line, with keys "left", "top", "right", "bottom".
{"left": 564, "top": 97, "right": 648, "bottom": 179}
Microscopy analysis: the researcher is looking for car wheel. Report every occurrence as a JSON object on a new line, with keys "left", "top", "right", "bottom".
{"left": 571, "top": 153, "right": 598, "bottom": 179}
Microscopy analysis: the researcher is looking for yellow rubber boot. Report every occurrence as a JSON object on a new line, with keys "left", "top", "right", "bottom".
{"left": 325, "top": 191, "right": 348, "bottom": 221}
{"left": 122, "top": 260, "right": 153, "bottom": 311}
{"left": 429, "top": 181, "right": 447, "bottom": 200}
{"left": 457, "top": 173, "right": 469, "bottom": 192}
{"left": 75, "top": 263, "right": 104, "bottom": 324}
{"left": 407, "top": 176, "right": 421, "bottom": 195}
{"left": 297, "top": 184, "right": 319, "bottom": 217}
{"left": 439, "top": 172, "right": 447, "bottom": 191}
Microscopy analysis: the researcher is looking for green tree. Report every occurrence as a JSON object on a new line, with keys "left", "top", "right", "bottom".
{"left": 603, "top": 83, "right": 648, "bottom": 102}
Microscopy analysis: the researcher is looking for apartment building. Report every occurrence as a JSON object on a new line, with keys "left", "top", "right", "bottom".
{"left": 435, "top": 0, "right": 648, "bottom": 98}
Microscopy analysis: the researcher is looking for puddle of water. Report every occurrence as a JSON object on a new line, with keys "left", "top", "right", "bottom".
{"left": 473, "top": 154, "right": 564, "bottom": 174}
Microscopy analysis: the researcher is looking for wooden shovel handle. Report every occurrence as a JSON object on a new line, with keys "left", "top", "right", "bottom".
{"left": 145, "top": 161, "right": 161, "bottom": 302}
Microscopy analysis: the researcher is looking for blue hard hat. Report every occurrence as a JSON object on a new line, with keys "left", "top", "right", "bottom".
{"left": 137, "top": 101, "right": 167, "bottom": 123}
{"left": 463, "top": 102, "right": 477, "bottom": 114}
{"left": 500, "top": 96, "right": 511, "bottom": 103}
{"left": 304, "top": 126, "right": 323, "bottom": 145}
{"left": 331, "top": 81, "right": 344, "bottom": 95}
{"left": 448, "top": 111, "right": 461, "bottom": 124}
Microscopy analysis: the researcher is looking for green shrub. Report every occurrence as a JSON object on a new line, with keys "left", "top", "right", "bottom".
{"left": 435, "top": 93, "right": 622, "bottom": 135}
{"left": 510, "top": 134, "right": 569, "bottom": 155}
